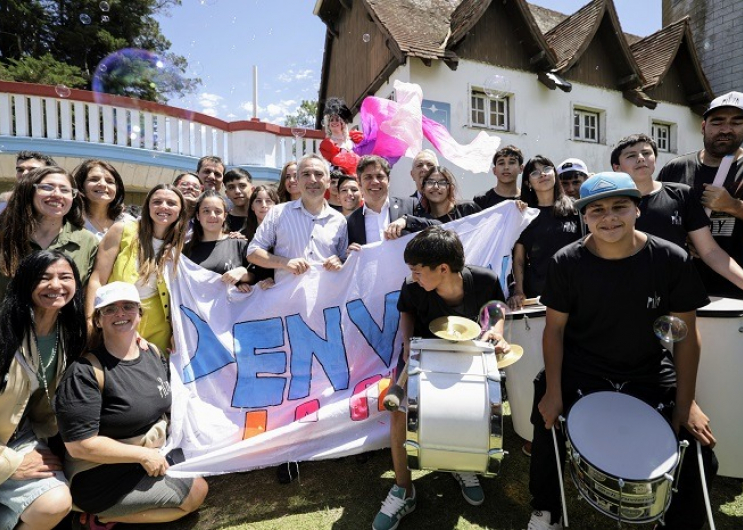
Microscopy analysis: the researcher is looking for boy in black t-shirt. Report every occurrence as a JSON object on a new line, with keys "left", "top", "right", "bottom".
{"left": 610, "top": 133, "right": 743, "bottom": 292}
{"left": 473, "top": 145, "right": 524, "bottom": 209}
{"left": 526, "top": 173, "right": 717, "bottom": 530}
{"left": 373, "top": 227, "right": 509, "bottom": 530}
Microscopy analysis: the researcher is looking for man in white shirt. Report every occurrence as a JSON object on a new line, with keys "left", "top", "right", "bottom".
{"left": 247, "top": 154, "right": 348, "bottom": 282}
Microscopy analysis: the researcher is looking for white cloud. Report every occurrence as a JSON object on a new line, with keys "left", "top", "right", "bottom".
{"left": 237, "top": 99, "right": 300, "bottom": 124}
{"left": 198, "top": 92, "right": 223, "bottom": 108}
{"left": 277, "top": 68, "right": 315, "bottom": 83}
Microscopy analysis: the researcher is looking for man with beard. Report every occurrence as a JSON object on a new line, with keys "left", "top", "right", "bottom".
{"left": 659, "top": 91, "right": 743, "bottom": 298}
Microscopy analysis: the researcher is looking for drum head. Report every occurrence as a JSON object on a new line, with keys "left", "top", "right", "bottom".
{"left": 567, "top": 392, "right": 677, "bottom": 481}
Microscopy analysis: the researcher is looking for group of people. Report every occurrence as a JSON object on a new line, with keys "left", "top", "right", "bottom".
{"left": 0, "top": 88, "right": 740, "bottom": 530}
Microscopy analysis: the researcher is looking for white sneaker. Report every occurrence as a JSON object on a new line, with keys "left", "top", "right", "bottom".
{"left": 527, "top": 510, "right": 563, "bottom": 530}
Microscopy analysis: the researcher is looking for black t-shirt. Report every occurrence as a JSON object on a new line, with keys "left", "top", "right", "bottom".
{"left": 636, "top": 183, "right": 710, "bottom": 249}
{"left": 473, "top": 188, "right": 518, "bottom": 209}
{"left": 659, "top": 152, "right": 743, "bottom": 298}
{"left": 186, "top": 238, "right": 250, "bottom": 275}
{"left": 55, "top": 345, "right": 172, "bottom": 513}
{"left": 397, "top": 265, "right": 505, "bottom": 338}
{"left": 412, "top": 200, "right": 482, "bottom": 223}
{"left": 541, "top": 235, "right": 709, "bottom": 385}
{"left": 516, "top": 206, "right": 580, "bottom": 297}
{"left": 226, "top": 213, "right": 247, "bottom": 233}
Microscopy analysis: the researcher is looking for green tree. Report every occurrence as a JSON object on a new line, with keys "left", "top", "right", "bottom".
{"left": 0, "top": 54, "right": 86, "bottom": 87}
{"left": 0, "top": 0, "right": 199, "bottom": 103}
{"left": 285, "top": 100, "right": 319, "bottom": 128}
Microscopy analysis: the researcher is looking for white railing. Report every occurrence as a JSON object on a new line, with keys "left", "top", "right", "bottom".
{"left": 0, "top": 81, "right": 323, "bottom": 168}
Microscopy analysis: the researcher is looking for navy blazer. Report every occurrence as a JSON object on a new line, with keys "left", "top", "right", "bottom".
{"left": 347, "top": 196, "right": 419, "bottom": 246}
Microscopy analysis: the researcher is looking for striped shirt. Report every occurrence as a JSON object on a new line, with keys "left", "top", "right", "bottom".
{"left": 247, "top": 199, "right": 348, "bottom": 282}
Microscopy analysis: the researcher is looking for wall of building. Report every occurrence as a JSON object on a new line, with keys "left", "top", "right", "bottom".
{"left": 663, "top": 0, "right": 743, "bottom": 95}
{"left": 381, "top": 58, "right": 705, "bottom": 201}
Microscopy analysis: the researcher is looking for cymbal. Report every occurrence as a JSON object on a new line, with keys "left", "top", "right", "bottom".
{"left": 429, "top": 316, "right": 481, "bottom": 341}
{"left": 496, "top": 344, "right": 524, "bottom": 369}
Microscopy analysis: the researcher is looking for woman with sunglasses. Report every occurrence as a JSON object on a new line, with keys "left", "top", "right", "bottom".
{"left": 414, "top": 166, "right": 481, "bottom": 222}
{"left": 55, "top": 282, "right": 208, "bottom": 528}
{"left": 508, "top": 155, "right": 580, "bottom": 310}
{"left": 0, "top": 166, "right": 98, "bottom": 301}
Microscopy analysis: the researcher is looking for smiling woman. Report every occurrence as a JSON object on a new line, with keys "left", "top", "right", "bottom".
{"left": 73, "top": 160, "right": 135, "bottom": 241}
{"left": 0, "top": 166, "right": 99, "bottom": 301}
{"left": 85, "top": 184, "right": 189, "bottom": 353}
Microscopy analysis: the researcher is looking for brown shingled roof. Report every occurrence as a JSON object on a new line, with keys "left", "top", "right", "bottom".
{"left": 449, "top": 0, "right": 493, "bottom": 47}
{"left": 630, "top": 18, "right": 688, "bottom": 89}
{"left": 364, "top": 0, "right": 457, "bottom": 60}
{"left": 528, "top": 2, "right": 568, "bottom": 33}
{"left": 544, "top": 0, "right": 605, "bottom": 71}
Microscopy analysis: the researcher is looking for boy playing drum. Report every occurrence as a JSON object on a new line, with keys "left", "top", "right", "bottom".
{"left": 526, "top": 172, "right": 717, "bottom": 530}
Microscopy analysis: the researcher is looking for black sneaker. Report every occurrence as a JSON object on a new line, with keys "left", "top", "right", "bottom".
{"left": 276, "top": 461, "right": 299, "bottom": 484}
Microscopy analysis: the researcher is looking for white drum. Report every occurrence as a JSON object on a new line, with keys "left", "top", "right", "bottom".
{"left": 405, "top": 338, "right": 504, "bottom": 477}
{"left": 695, "top": 296, "right": 743, "bottom": 479}
{"left": 503, "top": 305, "right": 546, "bottom": 441}
{"left": 565, "top": 392, "right": 684, "bottom": 524}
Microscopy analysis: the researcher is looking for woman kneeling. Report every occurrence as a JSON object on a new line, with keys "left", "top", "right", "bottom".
{"left": 55, "top": 282, "right": 207, "bottom": 528}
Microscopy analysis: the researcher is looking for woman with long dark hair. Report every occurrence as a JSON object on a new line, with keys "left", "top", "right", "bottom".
{"left": 184, "top": 191, "right": 253, "bottom": 292}
{"left": 276, "top": 161, "right": 299, "bottom": 203}
{"left": 0, "top": 166, "right": 98, "bottom": 300}
{"left": 0, "top": 250, "right": 87, "bottom": 530}
{"left": 86, "top": 184, "right": 189, "bottom": 353}
{"left": 73, "top": 159, "right": 134, "bottom": 240}
{"left": 509, "top": 155, "right": 580, "bottom": 308}
{"left": 55, "top": 282, "right": 208, "bottom": 528}
{"left": 414, "top": 166, "right": 481, "bottom": 222}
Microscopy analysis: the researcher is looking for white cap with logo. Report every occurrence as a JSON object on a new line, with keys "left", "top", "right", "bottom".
{"left": 704, "top": 91, "right": 743, "bottom": 118}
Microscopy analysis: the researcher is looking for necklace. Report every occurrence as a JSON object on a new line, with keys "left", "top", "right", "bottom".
{"left": 88, "top": 215, "right": 113, "bottom": 235}
{"left": 31, "top": 321, "right": 60, "bottom": 408}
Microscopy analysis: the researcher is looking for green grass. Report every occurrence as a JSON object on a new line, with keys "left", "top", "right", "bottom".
{"left": 118, "top": 416, "right": 743, "bottom": 530}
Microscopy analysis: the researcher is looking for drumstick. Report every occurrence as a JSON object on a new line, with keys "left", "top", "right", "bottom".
{"left": 696, "top": 440, "right": 717, "bottom": 530}
{"left": 383, "top": 359, "right": 409, "bottom": 412}
{"left": 552, "top": 422, "right": 570, "bottom": 528}
{"left": 705, "top": 154, "right": 733, "bottom": 217}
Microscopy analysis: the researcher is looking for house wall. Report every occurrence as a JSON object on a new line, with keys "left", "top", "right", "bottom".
{"left": 663, "top": 0, "right": 742, "bottom": 96}
{"left": 381, "top": 59, "right": 704, "bottom": 202}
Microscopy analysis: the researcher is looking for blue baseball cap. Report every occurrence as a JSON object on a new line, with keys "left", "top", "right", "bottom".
{"left": 575, "top": 172, "right": 641, "bottom": 211}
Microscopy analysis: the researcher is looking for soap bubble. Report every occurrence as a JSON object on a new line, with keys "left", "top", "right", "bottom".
{"left": 653, "top": 315, "right": 688, "bottom": 343}
{"left": 483, "top": 74, "right": 510, "bottom": 99}
{"left": 55, "top": 84, "right": 72, "bottom": 98}
{"left": 478, "top": 301, "right": 509, "bottom": 332}
{"left": 92, "top": 49, "right": 184, "bottom": 103}
{"left": 79, "top": 13, "right": 92, "bottom": 25}
{"left": 99, "top": 1, "right": 110, "bottom": 12}
{"left": 362, "top": 33, "right": 371, "bottom": 43}
{"left": 101, "top": 15, "right": 109, "bottom": 23}
{"left": 291, "top": 127, "right": 306, "bottom": 139}
{"left": 703, "top": 40, "right": 711, "bottom": 51}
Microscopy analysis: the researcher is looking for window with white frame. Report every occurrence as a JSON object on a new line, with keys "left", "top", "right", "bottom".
{"left": 652, "top": 122, "right": 672, "bottom": 152}
{"left": 573, "top": 108, "right": 599, "bottom": 142}
{"left": 471, "top": 90, "right": 509, "bottom": 131}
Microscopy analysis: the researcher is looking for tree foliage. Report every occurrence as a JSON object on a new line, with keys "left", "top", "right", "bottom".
{"left": 285, "top": 100, "right": 319, "bottom": 128}
{"left": 0, "top": 0, "right": 199, "bottom": 103}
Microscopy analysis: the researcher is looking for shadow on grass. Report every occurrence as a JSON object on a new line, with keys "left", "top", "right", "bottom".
{"left": 61, "top": 417, "right": 743, "bottom": 530}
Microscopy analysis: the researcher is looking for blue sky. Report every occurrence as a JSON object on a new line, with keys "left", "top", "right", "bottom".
{"left": 155, "top": 0, "right": 663, "bottom": 124}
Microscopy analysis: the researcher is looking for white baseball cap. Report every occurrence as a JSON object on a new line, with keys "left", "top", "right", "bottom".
{"left": 94, "top": 282, "right": 141, "bottom": 309}
{"left": 704, "top": 91, "right": 743, "bottom": 118}
{"left": 557, "top": 158, "right": 588, "bottom": 177}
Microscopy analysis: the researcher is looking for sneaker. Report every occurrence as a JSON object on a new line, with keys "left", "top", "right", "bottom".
{"left": 527, "top": 510, "right": 563, "bottom": 530}
{"left": 522, "top": 441, "right": 532, "bottom": 457}
{"left": 372, "top": 484, "right": 416, "bottom": 530}
{"left": 72, "top": 513, "right": 117, "bottom": 530}
{"left": 452, "top": 472, "right": 484, "bottom": 506}
{"left": 276, "top": 462, "right": 299, "bottom": 484}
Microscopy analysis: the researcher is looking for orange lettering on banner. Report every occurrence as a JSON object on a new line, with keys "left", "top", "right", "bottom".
{"left": 377, "top": 377, "right": 392, "bottom": 411}
{"left": 243, "top": 410, "right": 268, "bottom": 440}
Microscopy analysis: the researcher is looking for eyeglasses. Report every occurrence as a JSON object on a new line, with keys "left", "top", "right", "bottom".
{"left": 99, "top": 302, "right": 140, "bottom": 316}
{"left": 178, "top": 183, "right": 203, "bottom": 192}
{"left": 33, "top": 183, "right": 78, "bottom": 197}
{"left": 424, "top": 179, "right": 451, "bottom": 189}
{"left": 528, "top": 166, "right": 555, "bottom": 179}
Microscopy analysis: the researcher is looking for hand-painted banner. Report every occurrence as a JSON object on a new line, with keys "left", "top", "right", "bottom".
{"left": 166, "top": 202, "right": 537, "bottom": 477}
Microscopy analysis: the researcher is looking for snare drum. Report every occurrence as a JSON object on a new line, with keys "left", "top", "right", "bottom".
{"left": 564, "top": 392, "right": 684, "bottom": 524}
{"left": 405, "top": 338, "right": 504, "bottom": 477}
{"left": 503, "top": 305, "right": 546, "bottom": 441}
{"left": 695, "top": 296, "right": 743, "bottom": 479}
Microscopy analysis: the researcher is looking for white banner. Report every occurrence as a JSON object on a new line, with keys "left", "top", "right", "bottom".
{"left": 166, "top": 202, "right": 537, "bottom": 477}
